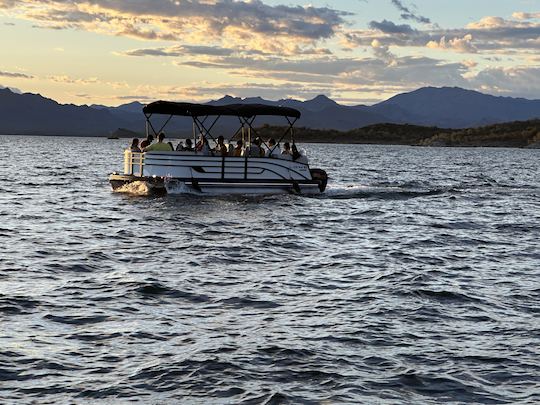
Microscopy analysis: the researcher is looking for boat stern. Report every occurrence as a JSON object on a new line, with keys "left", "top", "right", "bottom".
{"left": 109, "top": 173, "right": 166, "bottom": 195}
{"left": 310, "top": 168, "right": 328, "bottom": 192}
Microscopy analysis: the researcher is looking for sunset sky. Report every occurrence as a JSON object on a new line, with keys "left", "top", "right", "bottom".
{"left": 1, "top": 0, "right": 539, "bottom": 105}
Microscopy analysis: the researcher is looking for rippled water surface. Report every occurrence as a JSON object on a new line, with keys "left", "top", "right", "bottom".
{"left": 1, "top": 135, "right": 539, "bottom": 404}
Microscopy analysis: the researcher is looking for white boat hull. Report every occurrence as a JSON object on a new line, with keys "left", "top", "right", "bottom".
{"left": 110, "top": 151, "right": 327, "bottom": 196}
{"left": 164, "top": 179, "right": 322, "bottom": 195}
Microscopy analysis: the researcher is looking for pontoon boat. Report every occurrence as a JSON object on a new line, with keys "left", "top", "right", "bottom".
{"left": 109, "top": 102, "right": 328, "bottom": 195}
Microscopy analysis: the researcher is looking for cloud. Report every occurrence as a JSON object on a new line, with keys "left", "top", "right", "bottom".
{"left": 122, "top": 45, "right": 235, "bottom": 58}
{"left": 369, "top": 19, "right": 417, "bottom": 34}
{"left": 176, "top": 54, "right": 363, "bottom": 77}
{"left": 0, "top": 70, "right": 33, "bottom": 79}
{"left": 371, "top": 39, "right": 396, "bottom": 65}
{"left": 426, "top": 34, "right": 478, "bottom": 53}
{"left": 390, "top": 0, "right": 431, "bottom": 24}
{"left": 0, "top": 0, "right": 349, "bottom": 54}
{"left": 173, "top": 50, "right": 471, "bottom": 93}
{"left": 512, "top": 12, "right": 540, "bottom": 20}
{"left": 47, "top": 74, "right": 128, "bottom": 89}
{"left": 344, "top": 15, "right": 540, "bottom": 53}
{"left": 120, "top": 43, "right": 333, "bottom": 58}
{"left": 48, "top": 75, "right": 99, "bottom": 85}
{"left": 468, "top": 66, "right": 540, "bottom": 98}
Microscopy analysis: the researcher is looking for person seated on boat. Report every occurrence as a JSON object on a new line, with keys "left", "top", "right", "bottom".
{"left": 282, "top": 142, "right": 291, "bottom": 155}
{"left": 176, "top": 140, "right": 184, "bottom": 151}
{"left": 140, "top": 134, "right": 153, "bottom": 150}
{"left": 291, "top": 143, "right": 308, "bottom": 164}
{"left": 184, "top": 138, "right": 194, "bottom": 152}
{"left": 245, "top": 138, "right": 262, "bottom": 157}
{"left": 145, "top": 132, "right": 173, "bottom": 152}
{"left": 214, "top": 135, "right": 228, "bottom": 157}
{"left": 266, "top": 138, "right": 280, "bottom": 158}
{"left": 234, "top": 140, "right": 243, "bottom": 157}
{"left": 299, "top": 148, "right": 309, "bottom": 164}
{"left": 130, "top": 138, "right": 141, "bottom": 152}
{"left": 258, "top": 138, "right": 266, "bottom": 157}
{"left": 291, "top": 143, "right": 301, "bottom": 160}
{"left": 227, "top": 141, "right": 235, "bottom": 156}
{"left": 279, "top": 142, "right": 293, "bottom": 160}
{"left": 195, "top": 134, "right": 211, "bottom": 156}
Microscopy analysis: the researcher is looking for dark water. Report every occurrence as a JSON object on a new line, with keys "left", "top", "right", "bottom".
{"left": 1, "top": 135, "right": 539, "bottom": 404}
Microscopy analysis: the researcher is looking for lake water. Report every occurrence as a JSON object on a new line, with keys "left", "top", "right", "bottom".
{"left": 1, "top": 135, "right": 539, "bottom": 404}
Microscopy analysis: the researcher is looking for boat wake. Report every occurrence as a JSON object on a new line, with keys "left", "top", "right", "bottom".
{"left": 318, "top": 183, "right": 448, "bottom": 200}
{"left": 165, "top": 180, "right": 200, "bottom": 195}
{"left": 114, "top": 181, "right": 151, "bottom": 196}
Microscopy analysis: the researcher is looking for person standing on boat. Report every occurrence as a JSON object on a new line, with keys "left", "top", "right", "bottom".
{"left": 145, "top": 132, "right": 173, "bottom": 152}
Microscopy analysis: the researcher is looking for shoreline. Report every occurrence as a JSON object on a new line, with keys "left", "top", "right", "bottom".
{"left": 1, "top": 133, "right": 538, "bottom": 149}
{"left": 1, "top": 119, "right": 539, "bottom": 149}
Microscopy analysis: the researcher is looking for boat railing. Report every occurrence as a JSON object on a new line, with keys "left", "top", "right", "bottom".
{"left": 123, "top": 149, "right": 310, "bottom": 179}
{"left": 124, "top": 150, "right": 144, "bottom": 176}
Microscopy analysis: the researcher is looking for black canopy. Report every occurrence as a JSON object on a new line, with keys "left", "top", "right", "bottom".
{"left": 143, "top": 101, "right": 301, "bottom": 119}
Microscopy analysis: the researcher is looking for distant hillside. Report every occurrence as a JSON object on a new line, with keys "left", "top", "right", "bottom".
{"left": 0, "top": 86, "right": 539, "bottom": 136}
{"left": 257, "top": 123, "right": 450, "bottom": 145}
{"left": 0, "top": 88, "right": 139, "bottom": 136}
{"left": 257, "top": 120, "right": 540, "bottom": 148}
{"left": 372, "top": 87, "right": 540, "bottom": 128}
{"left": 419, "top": 120, "right": 540, "bottom": 148}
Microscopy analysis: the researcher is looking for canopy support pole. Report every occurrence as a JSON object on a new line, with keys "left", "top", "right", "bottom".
{"left": 266, "top": 117, "right": 297, "bottom": 155}
{"left": 240, "top": 116, "right": 273, "bottom": 151}
{"left": 144, "top": 113, "right": 159, "bottom": 137}
{"left": 156, "top": 114, "right": 174, "bottom": 136}
{"left": 285, "top": 117, "right": 297, "bottom": 146}
{"left": 192, "top": 115, "right": 220, "bottom": 144}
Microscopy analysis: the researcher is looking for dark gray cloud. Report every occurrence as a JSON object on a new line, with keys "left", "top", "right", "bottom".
{"left": 174, "top": 51, "right": 470, "bottom": 90}
{"left": 369, "top": 19, "right": 417, "bottom": 34}
{"left": 123, "top": 45, "right": 234, "bottom": 57}
{"left": 390, "top": 0, "right": 431, "bottom": 24}
{"left": 0, "top": 70, "right": 33, "bottom": 79}
{"left": 178, "top": 55, "right": 362, "bottom": 77}
{"left": 122, "top": 44, "right": 332, "bottom": 58}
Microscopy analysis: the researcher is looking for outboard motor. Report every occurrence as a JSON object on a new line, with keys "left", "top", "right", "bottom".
{"left": 310, "top": 169, "right": 328, "bottom": 192}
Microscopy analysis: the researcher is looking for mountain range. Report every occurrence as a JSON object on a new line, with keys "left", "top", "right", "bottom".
{"left": 0, "top": 86, "right": 539, "bottom": 136}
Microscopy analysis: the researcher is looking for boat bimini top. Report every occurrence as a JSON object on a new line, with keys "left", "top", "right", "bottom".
{"left": 143, "top": 101, "right": 301, "bottom": 119}
{"left": 142, "top": 101, "right": 301, "bottom": 151}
